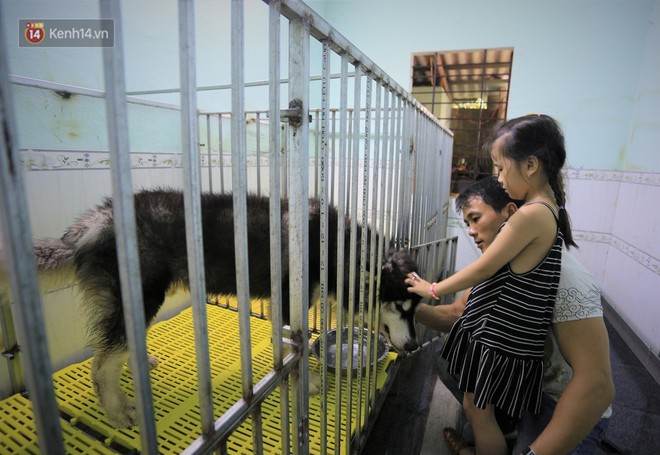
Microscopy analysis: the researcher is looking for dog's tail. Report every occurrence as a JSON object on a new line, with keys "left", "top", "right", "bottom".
{"left": 0, "top": 237, "right": 75, "bottom": 269}
{"left": 33, "top": 238, "right": 77, "bottom": 291}
{"left": 33, "top": 238, "right": 76, "bottom": 270}
{"left": 0, "top": 237, "right": 76, "bottom": 294}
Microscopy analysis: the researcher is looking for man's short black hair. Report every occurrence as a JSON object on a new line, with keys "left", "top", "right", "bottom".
{"left": 455, "top": 176, "right": 522, "bottom": 213}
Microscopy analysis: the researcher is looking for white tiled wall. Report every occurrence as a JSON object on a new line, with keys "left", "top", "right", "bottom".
{"left": 567, "top": 169, "right": 659, "bottom": 359}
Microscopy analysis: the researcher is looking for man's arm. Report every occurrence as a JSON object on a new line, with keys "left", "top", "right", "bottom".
{"left": 529, "top": 317, "right": 615, "bottom": 454}
{"left": 414, "top": 290, "right": 468, "bottom": 332}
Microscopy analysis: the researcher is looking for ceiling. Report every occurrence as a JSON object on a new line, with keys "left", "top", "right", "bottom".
{"left": 411, "top": 48, "right": 513, "bottom": 104}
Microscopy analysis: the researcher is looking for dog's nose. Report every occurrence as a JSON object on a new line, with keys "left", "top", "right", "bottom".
{"left": 403, "top": 339, "right": 418, "bottom": 352}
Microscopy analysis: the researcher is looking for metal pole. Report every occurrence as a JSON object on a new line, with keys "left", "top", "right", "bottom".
{"left": 345, "top": 63, "right": 362, "bottom": 451}
{"left": 354, "top": 74, "right": 372, "bottom": 450}
{"left": 178, "top": 0, "right": 215, "bottom": 440}
{"left": 218, "top": 114, "right": 225, "bottom": 192}
{"left": 256, "top": 112, "right": 262, "bottom": 195}
{"left": 0, "top": 9, "right": 65, "bottom": 454}
{"left": 231, "top": 1, "right": 260, "bottom": 452}
{"left": 100, "top": 0, "right": 158, "bottom": 452}
{"left": 318, "top": 39, "right": 331, "bottom": 455}
{"left": 288, "top": 14, "right": 311, "bottom": 455}
{"left": 333, "top": 52, "right": 349, "bottom": 452}
{"left": 268, "top": 1, "right": 290, "bottom": 453}
{"left": 366, "top": 80, "right": 382, "bottom": 418}
{"left": 206, "top": 114, "right": 213, "bottom": 193}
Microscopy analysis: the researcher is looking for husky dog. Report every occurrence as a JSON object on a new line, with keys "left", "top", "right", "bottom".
{"left": 2, "top": 189, "right": 420, "bottom": 427}
{"left": 378, "top": 249, "right": 423, "bottom": 354}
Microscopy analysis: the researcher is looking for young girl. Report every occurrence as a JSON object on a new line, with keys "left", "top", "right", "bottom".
{"left": 406, "top": 114, "right": 576, "bottom": 455}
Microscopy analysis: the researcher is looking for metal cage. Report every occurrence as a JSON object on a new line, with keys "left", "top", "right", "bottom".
{"left": 0, "top": 0, "right": 455, "bottom": 453}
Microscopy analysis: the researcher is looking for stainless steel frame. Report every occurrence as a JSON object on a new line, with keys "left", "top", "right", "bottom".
{"left": 0, "top": 0, "right": 455, "bottom": 453}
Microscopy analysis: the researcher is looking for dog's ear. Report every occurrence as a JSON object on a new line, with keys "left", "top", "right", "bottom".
{"left": 382, "top": 249, "right": 418, "bottom": 276}
{"left": 379, "top": 249, "right": 420, "bottom": 302}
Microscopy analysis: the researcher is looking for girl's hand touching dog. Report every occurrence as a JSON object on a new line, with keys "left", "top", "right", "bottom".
{"left": 405, "top": 272, "right": 439, "bottom": 300}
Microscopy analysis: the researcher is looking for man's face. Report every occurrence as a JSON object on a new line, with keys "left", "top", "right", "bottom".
{"left": 462, "top": 196, "right": 511, "bottom": 252}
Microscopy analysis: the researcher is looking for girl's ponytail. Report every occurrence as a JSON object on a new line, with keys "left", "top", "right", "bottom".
{"left": 549, "top": 171, "right": 577, "bottom": 248}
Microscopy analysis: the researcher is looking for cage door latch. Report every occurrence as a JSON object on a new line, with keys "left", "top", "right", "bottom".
{"left": 281, "top": 98, "right": 311, "bottom": 127}
{"left": 2, "top": 344, "right": 20, "bottom": 360}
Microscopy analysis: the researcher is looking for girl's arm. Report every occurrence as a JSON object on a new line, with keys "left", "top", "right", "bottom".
{"left": 407, "top": 204, "right": 551, "bottom": 299}
{"left": 414, "top": 289, "right": 468, "bottom": 332}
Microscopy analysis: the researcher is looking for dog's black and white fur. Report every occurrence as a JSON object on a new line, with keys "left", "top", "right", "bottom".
{"left": 2, "top": 189, "right": 421, "bottom": 427}
{"left": 379, "top": 249, "right": 423, "bottom": 354}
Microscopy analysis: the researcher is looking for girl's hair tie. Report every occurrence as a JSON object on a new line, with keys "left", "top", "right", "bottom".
{"left": 558, "top": 205, "right": 565, "bottom": 210}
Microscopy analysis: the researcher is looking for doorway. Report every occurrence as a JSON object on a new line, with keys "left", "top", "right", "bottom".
{"left": 411, "top": 48, "right": 513, "bottom": 194}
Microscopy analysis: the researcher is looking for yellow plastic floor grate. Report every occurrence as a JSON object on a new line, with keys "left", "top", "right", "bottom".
{"left": 0, "top": 302, "right": 395, "bottom": 454}
{"left": 0, "top": 394, "right": 110, "bottom": 454}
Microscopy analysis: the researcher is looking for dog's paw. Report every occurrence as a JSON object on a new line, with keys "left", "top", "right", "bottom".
{"left": 110, "top": 406, "right": 138, "bottom": 428}
{"left": 105, "top": 397, "right": 138, "bottom": 428}
{"left": 147, "top": 354, "right": 160, "bottom": 370}
{"left": 308, "top": 372, "right": 322, "bottom": 395}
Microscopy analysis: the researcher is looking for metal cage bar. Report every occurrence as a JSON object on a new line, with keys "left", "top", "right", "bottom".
{"left": 178, "top": 0, "right": 215, "bottom": 441}
{"left": 0, "top": 13, "right": 65, "bottom": 455}
{"left": 288, "top": 13, "right": 312, "bottom": 455}
{"left": 365, "top": 79, "right": 383, "bottom": 424}
{"left": 100, "top": 1, "right": 158, "bottom": 452}
{"left": 230, "top": 0, "right": 261, "bottom": 452}
{"left": 333, "top": 51, "right": 350, "bottom": 453}
{"left": 267, "top": 2, "right": 290, "bottom": 454}
{"left": 318, "top": 39, "right": 331, "bottom": 455}
{"left": 353, "top": 73, "right": 372, "bottom": 450}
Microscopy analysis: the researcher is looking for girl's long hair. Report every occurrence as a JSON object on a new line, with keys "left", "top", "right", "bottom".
{"left": 489, "top": 114, "right": 577, "bottom": 248}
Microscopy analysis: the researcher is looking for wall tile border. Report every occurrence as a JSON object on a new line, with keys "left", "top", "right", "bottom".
{"left": 565, "top": 167, "right": 660, "bottom": 186}
{"left": 574, "top": 230, "right": 659, "bottom": 275}
{"left": 19, "top": 148, "right": 270, "bottom": 171}
{"left": 566, "top": 168, "right": 659, "bottom": 275}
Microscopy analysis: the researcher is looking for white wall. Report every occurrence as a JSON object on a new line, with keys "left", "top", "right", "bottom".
{"left": 318, "top": 0, "right": 660, "bottom": 361}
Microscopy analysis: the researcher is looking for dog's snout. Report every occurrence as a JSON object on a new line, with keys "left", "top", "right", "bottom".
{"left": 404, "top": 339, "right": 418, "bottom": 352}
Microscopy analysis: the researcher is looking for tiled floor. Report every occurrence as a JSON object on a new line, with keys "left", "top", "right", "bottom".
{"left": 600, "top": 321, "right": 660, "bottom": 454}
{"left": 364, "top": 318, "right": 660, "bottom": 454}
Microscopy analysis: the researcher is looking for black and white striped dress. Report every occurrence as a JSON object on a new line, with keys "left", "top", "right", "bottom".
{"left": 440, "top": 202, "right": 563, "bottom": 418}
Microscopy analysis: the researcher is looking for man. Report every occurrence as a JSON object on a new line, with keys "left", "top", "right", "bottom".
{"left": 416, "top": 176, "right": 614, "bottom": 454}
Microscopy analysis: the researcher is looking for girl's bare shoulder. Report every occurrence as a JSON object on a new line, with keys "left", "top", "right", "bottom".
{"left": 513, "top": 201, "right": 558, "bottom": 222}
{"left": 505, "top": 202, "right": 558, "bottom": 237}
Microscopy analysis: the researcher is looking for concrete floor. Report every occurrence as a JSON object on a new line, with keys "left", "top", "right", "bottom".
{"left": 364, "top": 316, "right": 660, "bottom": 455}
{"left": 419, "top": 377, "right": 464, "bottom": 455}
{"left": 363, "top": 329, "right": 459, "bottom": 454}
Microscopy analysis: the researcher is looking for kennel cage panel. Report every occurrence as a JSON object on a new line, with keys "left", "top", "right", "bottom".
{"left": 0, "top": 0, "right": 454, "bottom": 454}
{"left": 0, "top": 30, "right": 66, "bottom": 455}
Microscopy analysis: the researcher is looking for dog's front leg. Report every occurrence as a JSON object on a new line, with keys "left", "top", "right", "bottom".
{"left": 92, "top": 350, "right": 137, "bottom": 428}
